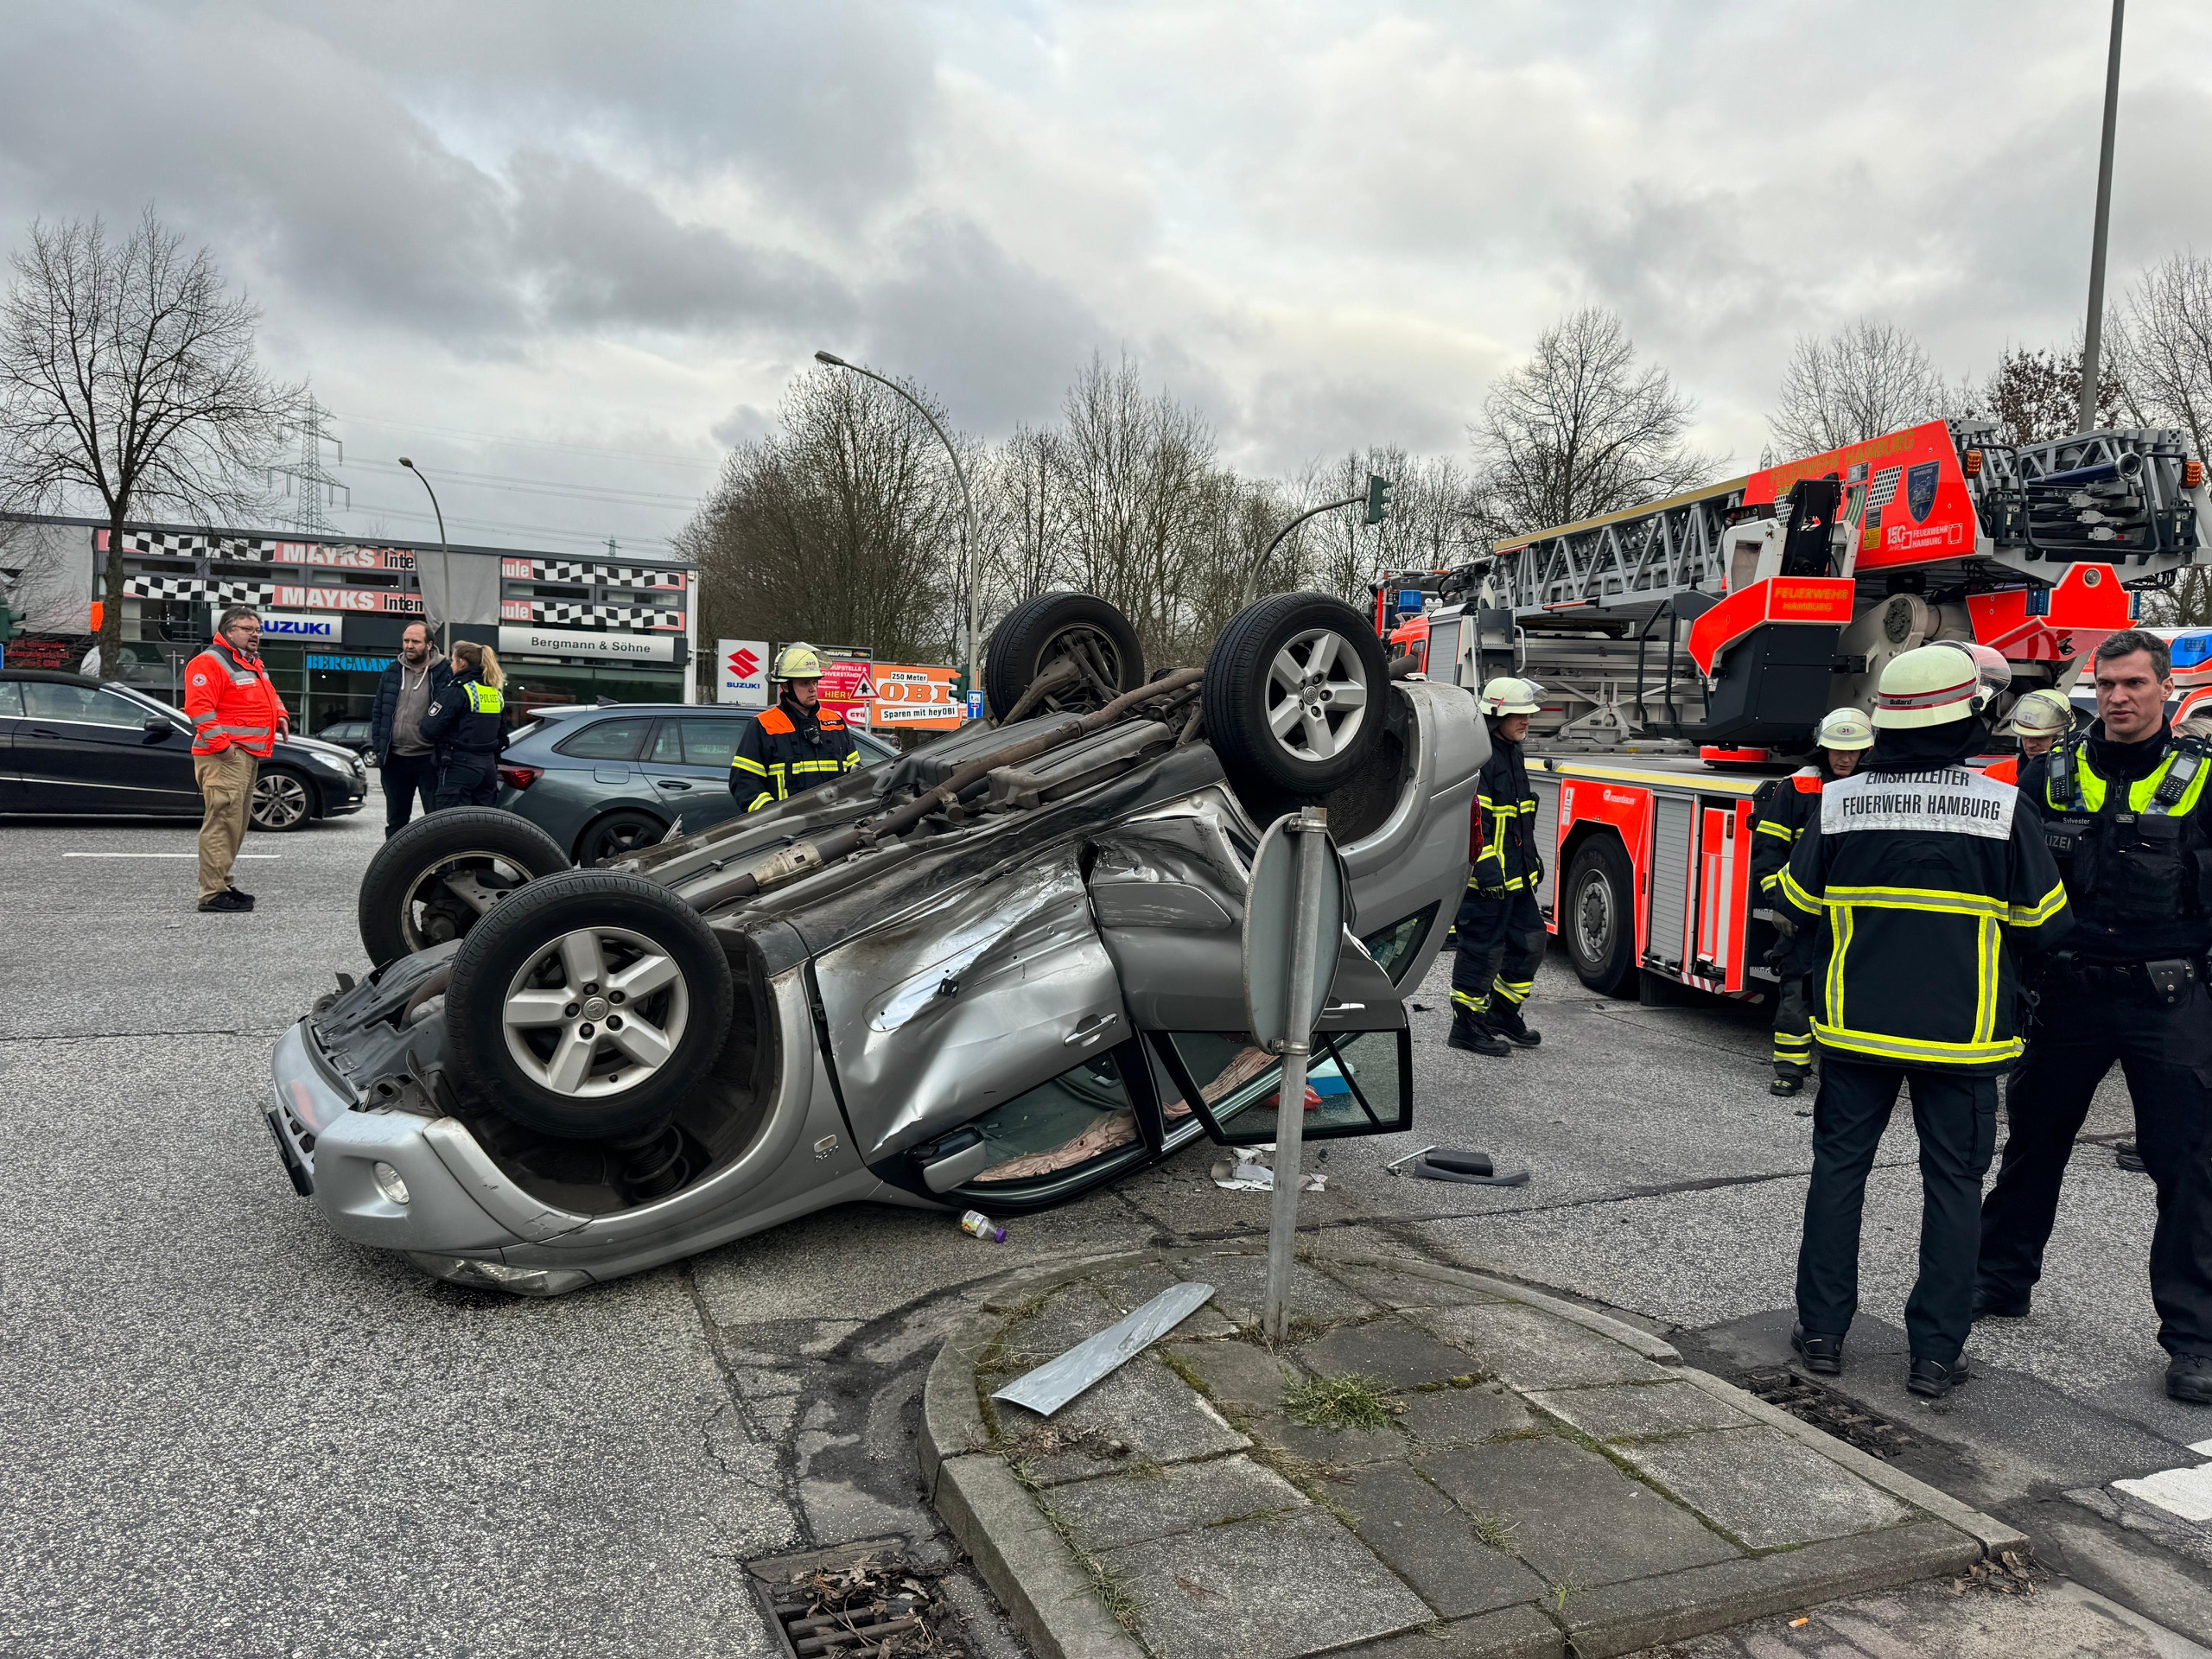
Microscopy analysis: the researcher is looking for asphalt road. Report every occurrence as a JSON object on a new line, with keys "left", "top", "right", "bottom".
{"left": 3, "top": 806, "right": 2209, "bottom": 1656}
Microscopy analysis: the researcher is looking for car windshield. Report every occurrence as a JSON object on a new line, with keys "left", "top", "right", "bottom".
{"left": 105, "top": 683, "right": 187, "bottom": 724}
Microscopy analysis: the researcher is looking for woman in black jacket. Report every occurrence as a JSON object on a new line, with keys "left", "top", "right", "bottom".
{"left": 421, "top": 641, "right": 509, "bottom": 808}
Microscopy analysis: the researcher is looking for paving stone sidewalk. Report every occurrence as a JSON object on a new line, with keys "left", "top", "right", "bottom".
{"left": 920, "top": 1243, "right": 2031, "bottom": 1659}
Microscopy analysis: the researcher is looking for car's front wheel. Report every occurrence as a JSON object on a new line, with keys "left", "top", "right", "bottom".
{"left": 444, "top": 871, "right": 734, "bottom": 1140}
{"left": 250, "top": 766, "right": 315, "bottom": 832}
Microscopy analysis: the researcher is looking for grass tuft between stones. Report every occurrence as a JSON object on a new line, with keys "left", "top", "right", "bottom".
{"left": 1283, "top": 1370, "right": 1402, "bottom": 1433}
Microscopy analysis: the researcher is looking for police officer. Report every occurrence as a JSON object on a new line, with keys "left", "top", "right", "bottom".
{"left": 420, "top": 640, "right": 507, "bottom": 808}
{"left": 1976, "top": 628, "right": 2212, "bottom": 1405}
{"left": 1751, "top": 707, "right": 1873, "bottom": 1096}
{"left": 1980, "top": 687, "right": 2072, "bottom": 786}
{"left": 1450, "top": 677, "right": 1545, "bottom": 1058}
{"left": 730, "top": 643, "right": 858, "bottom": 812}
{"left": 1779, "top": 644, "right": 2069, "bottom": 1399}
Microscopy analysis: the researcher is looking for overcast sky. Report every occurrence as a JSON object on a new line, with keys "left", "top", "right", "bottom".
{"left": 3, "top": 1, "right": 2208, "bottom": 556}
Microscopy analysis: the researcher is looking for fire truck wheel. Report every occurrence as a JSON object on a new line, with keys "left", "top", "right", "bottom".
{"left": 1563, "top": 836, "right": 1639, "bottom": 996}
{"left": 1204, "top": 593, "right": 1388, "bottom": 798}
{"left": 984, "top": 593, "right": 1145, "bottom": 721}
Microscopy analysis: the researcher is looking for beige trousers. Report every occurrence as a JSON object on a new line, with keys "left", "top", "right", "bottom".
{"left": 194, "top": 747, "right": 258, "bottom": 902}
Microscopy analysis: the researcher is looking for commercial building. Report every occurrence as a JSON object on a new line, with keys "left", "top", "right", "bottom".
{"left": 0, "top": 515, "right": 696, "bottom": 737}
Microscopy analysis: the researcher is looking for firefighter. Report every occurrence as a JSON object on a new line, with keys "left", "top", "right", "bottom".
{"left": 1980, "top": 688, "right": 2073, "bottom": 786}
{"left": 730, "top": 643, "right": 858, "bottom": 812}
{"left": 1976, "top": 628, "right": 2212, "bottom": 1405}
{"left": 1778, "top": 643, "right": 2069, "bottom": 1400}
{"left": 1449, "top": 677, "right": 1546, "bottom": 1058}
{"left": 421, "top": 641, "right": 508, "bottom": 808}
{"left": 1751, "top": 707, "right": 1873, "bottom": 1097}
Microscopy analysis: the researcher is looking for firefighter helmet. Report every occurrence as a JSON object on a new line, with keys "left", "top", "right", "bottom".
{"left": 773, "top": 642, "right": 826, "bottom": 682}
{"left": 2005, "top": 688, "right": 2073, "bottom": 739}
{"left": 1872, "top": 645, "right": 1988, "bottom": 728}
{"left": 1478, "top": 677, "right": 1541, "bottom": 716}
{"left": 1815, "top": 707, "right": 1875, "bottom": 751}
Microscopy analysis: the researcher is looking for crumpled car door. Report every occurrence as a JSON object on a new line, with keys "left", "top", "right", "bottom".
{"left": 811, "top": 847, "right": 1130, "bottom": 1163}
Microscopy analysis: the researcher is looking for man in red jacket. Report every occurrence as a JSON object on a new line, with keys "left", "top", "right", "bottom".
{"left": 182, "top": 606, "right": 289, "bottom": 912}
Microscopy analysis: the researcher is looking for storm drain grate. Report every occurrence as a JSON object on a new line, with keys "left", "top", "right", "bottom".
{"left": 747, "top": 1538, "right": 967, "bottom": 1659}
{"left": 1736, "top": 1364, "right": 1916, "bottom": 1460}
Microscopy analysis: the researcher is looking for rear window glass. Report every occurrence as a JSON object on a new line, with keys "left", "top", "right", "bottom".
{"left": 680, "top": 716, "right": 753, "bottom": 768}
{"left": 553, "top": 717, "right": 652, "bottom": 760}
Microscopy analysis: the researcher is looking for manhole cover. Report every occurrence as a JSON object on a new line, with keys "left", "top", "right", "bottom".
{"left": 1736, "top": 1364, "right": 1915, "bottom": 1460}
{"left": 747, "top": 1537, "right": 968, "bottom": 1658}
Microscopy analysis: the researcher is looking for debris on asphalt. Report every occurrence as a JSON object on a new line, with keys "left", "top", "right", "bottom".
{"left": 766, "top": 1554, "right": 965, "bottom": 1656}
{"left": 1737, "top": 1365, "right": 1914, "bottom": 1460}
{"left": 1951, "top": 1549, "right": 2043, "bottom": 1597}
{"left": 1384, "top": 1146, "right": 1529, "bottom": 1187}
{"left": 958, "top": 1211, "right": 1007, "bottom": 1243}
{"left": 990, "top": 1281, "right": 1216, "bottom": 1416}
{"left": 1211, "top": 1145, "right": 1325, "bottom": 1192}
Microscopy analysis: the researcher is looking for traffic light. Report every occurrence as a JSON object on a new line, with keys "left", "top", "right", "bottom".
{"left": 1364, "top": 474, "right": 1393, "bottom": 526}
{"left": 0, "top": 603, "right": 22, "bottom": 645}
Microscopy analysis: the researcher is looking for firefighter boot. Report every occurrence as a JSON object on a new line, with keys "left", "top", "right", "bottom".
{"left": 1770, "top": 1073, "right": 1806, "bottom": 1098}
{"left": 1448, "top": 1007, "right": 1509, "bottom": 1057}
{"left": 1489, "top": 998, "right": 1541, "bottom": 1048}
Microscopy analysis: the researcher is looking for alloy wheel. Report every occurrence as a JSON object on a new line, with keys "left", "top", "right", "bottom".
{"left": 1262, "top": 626, "right": 1371, "bottom": 764}
{"left": 499, "top": 925, "right": 690, "bottom": 1098}
{"left": 251, "top": 772, "right": 310, "bottom": 830}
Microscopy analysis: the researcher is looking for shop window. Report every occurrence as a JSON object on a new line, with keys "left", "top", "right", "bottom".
{"left": 554, "top": 717, "right": 653, "bottom": 761}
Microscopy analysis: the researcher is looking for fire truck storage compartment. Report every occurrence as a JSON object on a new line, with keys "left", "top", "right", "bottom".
{"left": 1648, "top": 794, "right": 1694, "bottom": 975}
{"left": 1693, "top": 800, "right": 1752, "bottom": 993}
{"left": 1529, "top": 772, "right": 1559, "bottom": 915}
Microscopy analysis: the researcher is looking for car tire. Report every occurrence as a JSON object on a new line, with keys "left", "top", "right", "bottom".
{"left": 1202, "top": 592, "right": 1388, "bottom": 798}
{"left": 250, "top": 766, "right": 315, "bottom": 832}
{"left": 445, "top": 871, "right": 734, "bottom": 1141}
{"left": 983, "top": 592, "right": 1145, "bottom": 721}
{"left": 359, "top": 807, "right": 571, "bottom": 968}
{"left": 575, "top": 809, "right": 669, "bottom": 866}
{"left": 1562, "top": 836, "right": 1639, "bottom": 996}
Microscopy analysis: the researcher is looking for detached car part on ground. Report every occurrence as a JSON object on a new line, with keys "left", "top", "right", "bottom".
{"left": 269, "top": 592, "right": 1484, "bottom": 1294}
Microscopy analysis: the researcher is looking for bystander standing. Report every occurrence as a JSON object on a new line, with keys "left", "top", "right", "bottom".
{"left": 368, "top": 621, "right": 449, "bottom": 837}
{"left": 181, "top": 606, "right": 289, "bottom": 913}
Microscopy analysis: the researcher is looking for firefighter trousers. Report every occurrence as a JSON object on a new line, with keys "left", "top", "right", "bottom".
{"left": 1452, "top": 888, "right": 1543, "bottom": 1019}
{"left": 1796, "top": 1056, "right": 1999, "bottom": 1366}
{"left": 1978, "top": 982, "right": 2212, "bottom": 1358}
{"left": 1772, "top": 976, "right": 1814, "bottom": 1080}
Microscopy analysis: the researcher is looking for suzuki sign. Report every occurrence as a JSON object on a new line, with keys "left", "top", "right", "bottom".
{"left": 718, "top": 639, "right": 770, "bottom": 707}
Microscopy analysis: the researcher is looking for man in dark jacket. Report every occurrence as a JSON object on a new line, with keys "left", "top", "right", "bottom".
{"left": 1977, "top": 629, "right": 2212, "bottom": 1404}
{"left": 1750, "top": 707, "right": 1873, "bottom": 1096}
{"left": 421, "top": 640, "right": 507, "bottom": 808}
{"left": 1778, "top": 643, "right": 2069, "bottom": 1400}
{"left": 730, "top": 643, "right": 858, "bottom": 811}
{"left": 368, "top": 621, "right": 450, "bottom": 836}
{"left": 1450, "top": 677, "right": 1546, "bottom": 1058}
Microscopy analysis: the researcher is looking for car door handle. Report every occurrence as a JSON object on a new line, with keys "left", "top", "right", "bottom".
{"left": 655, "top": 779, "right": 693, "bottom": 790}
{"left": 1064, "top": 1013, "right": 1116, "bottom": 1046}
{"left": 29, "top": 726, "right": 60, "bottom": 738}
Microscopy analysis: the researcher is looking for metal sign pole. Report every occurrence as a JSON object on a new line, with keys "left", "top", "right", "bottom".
{"left": 1262, "top": 805, "right": 1328, "bottom": 1343}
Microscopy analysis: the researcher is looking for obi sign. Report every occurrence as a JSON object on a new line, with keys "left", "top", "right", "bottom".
{"left": 871, "top": 664, "right": 965, "bottom": 728}
{"left": 717, "top": 639, "right": 769, "bottom": 707}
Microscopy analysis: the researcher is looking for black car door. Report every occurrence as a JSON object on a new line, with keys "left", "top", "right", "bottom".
{"left": 0, "top": 681, "right": 23, "bottom": 807}
{"left": 16, "top": 681, "right": 200, "bottom": 813}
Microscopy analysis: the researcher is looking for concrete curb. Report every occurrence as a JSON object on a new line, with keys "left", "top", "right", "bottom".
{"left": 935, "top": 1452, "right": 1149, "bottom": 1659}
{"left": 1311, "top": 1251, "right": 1684, "bottom": 1365}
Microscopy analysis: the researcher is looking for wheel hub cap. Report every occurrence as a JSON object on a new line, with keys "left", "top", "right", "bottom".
{"left": 500, "top": 925, "right": 689, "bottom": 1099}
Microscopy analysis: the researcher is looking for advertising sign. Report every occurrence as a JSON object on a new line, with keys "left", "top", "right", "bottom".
{"left": 256, "top": 610, "right": 344, "bottom": 641}
{"left": 870, "top": 664, "right": 965, "bottom": 728}
{"left": 718, "top": 639, "right": 770, "bottom": 707}
{"left": 272, "top": 585, "right": 423, "bottom": 614}
{"left": 817, "top": 658, "right": 875, "bottom": 728}
{"left": 496, "top": 624, "right": 677, "bottom": 663}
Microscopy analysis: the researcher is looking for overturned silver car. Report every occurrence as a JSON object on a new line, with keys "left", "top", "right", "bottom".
{"left": 267, "top": 592, "right": 1484, "bottom": 1294}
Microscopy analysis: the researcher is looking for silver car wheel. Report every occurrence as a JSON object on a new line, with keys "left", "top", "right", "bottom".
{"left": 1263, "top": 626, "right": 1370, "bottom": 763}
{"left": 500, "top": 925, "right": 690, "bottom": 1099}
{"left": 252, "top": 772, "right": 310, "bottom": 830}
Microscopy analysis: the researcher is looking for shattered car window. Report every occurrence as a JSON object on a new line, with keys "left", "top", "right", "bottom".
{"left": 969, "top": 1052, "right": 1147, "bottom": 1184}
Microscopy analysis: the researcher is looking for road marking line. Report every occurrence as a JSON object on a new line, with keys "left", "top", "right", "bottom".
{"left": 2113, "top": 1465, "right": 2212, "bottom": 1522}
{"left": 61, "top": 853, "right": 281, "bottom": 859}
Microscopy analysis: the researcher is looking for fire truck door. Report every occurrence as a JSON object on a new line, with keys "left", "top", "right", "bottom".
{"left": 1693, "top": 801, "right": 1749, "bottom": 991}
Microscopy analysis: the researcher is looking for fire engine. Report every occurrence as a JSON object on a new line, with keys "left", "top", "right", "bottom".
{"left": 1377, "top": 419, "right": 2212, "bottom": 1002}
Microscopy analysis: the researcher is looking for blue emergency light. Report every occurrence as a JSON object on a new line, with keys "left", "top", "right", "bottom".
{"left": 2171, "top": 632, "right": 2212, "bottom": 671}
{"left": 1396, "top": 589, "right": 1425, "bottom": 614}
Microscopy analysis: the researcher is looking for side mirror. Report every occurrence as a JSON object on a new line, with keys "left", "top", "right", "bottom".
{"left": 143, "top": 716, "right": 174, "bottom": 743}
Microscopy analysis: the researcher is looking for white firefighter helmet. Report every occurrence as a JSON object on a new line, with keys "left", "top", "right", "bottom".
{"left": 772, "top": 642, "right": 826, "bottom": 681}
{"left": 2005, "top": 687, "right": 2073, "bottom": 739}
{"left": 1873, "top": 644, "right": 1989, "bottom": 728}
{"left": 1478, "top": 676, "right": 1541, "bottom": 716}
{"left": 1815, "top": 707, "right": 1875, "bottom": 751}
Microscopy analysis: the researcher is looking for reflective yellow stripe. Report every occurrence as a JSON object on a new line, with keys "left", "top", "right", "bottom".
{"left": 841, "top": 751, "right": 860, "bottom": 772}
{"left": 1826, "top": 906, "right": 1852, "bottom": 1031}
{"left": 1773, "top": 1032, "right": 1814, "bottom": 1047}
{"left": 1974, "top": 916, "right": 1999, "bottom": 1044}
{"left": 2052, "top": 747, "right": 2212, "bottom": 816}
{"left": 1451, "top": 988, "right": 1489, "bottom": 1012}
{"left": 1758, "top": 871, "right": 1782, "bottom": 892}
{"left": 743, "top": 790, "right": 774, "bottom": 812}
{"left": 1821, "top": 884, "right": 2009, "bottom": 921}
{"left": 1811, "top": 1020, "right": 2024, "bottom": 1066}
{"left": 1778, "top": 868, "right": 1824, "bottom": 914}
{"left": 730, "top": 755, "right": 767, "bottom": 776}
{"left": 1753, "top": 820, "right": 1796, "bottom": 841}
{"left": 2008, "top": 881, "right": 2068, "bottom": 926}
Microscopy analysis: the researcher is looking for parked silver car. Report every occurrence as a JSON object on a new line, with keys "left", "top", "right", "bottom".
{"left": 268, "top": 592, "right": 1484, "bottom": 1294}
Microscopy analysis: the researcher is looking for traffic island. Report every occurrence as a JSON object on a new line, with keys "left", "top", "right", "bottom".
{"left": 920, "top": 1245, "right": 2028, "bottom": 1659}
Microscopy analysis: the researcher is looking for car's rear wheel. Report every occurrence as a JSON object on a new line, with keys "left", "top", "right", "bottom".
{"left": 576, "top": 809, "right": 667, "bottom": 866}
{"left": 983, "top": 592, "right": 1145, "bottom": 721}
{"left": 1563, "top": 836, "right": 1639, "bottom": 996}
{"left": 250, "top": 766, "right": 315, "bottom": 832}
{"left": 1203, "top": 593, "right": 1387, "bottom": 798}
{"left": 445, "top": 871, "right": 734, "bottom": 1140}
{"left": 359, "top": 807, "right": 570, "bottom": 967}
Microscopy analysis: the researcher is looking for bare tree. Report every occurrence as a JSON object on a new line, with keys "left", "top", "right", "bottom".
{"left": 680, "top": 367, "right": 961, "bottom": 662}
{"left": 2112, "top": 253, "right": 2212, "bottom": 460}
{"left": 1766, "top": 320, "right": 1955, "bottom": 460}
{"left": 1469, "top": 308, "right": 1712, "bottom": 543}
{"left": 0, "top": 209, "right": 300, "bottom": 674}
{"left": 979, "top": 423, "right": 1068, "bottom": 613}
{"left": 1979, "top": 343, "right": 2126, "bottom": 447}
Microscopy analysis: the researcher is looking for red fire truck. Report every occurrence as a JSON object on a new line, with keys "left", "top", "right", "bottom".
{"left": 1378, "top": 419, "right": 2211, "bottom": 1000}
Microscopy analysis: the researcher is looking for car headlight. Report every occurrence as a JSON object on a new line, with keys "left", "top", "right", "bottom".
{"left": 308, "top": 751, "right": 351, "bottom": 774}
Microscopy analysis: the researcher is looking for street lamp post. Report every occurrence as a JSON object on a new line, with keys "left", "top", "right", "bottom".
{"left": 2078, "top": 0, "right": 2126, "bottom": 435}
{"left": 814, "top": 351, "right": 981, "bottom": 712}
{"left": 397, "top": 456, "right": 454, "bottom": 656}
{"left": 1245, "top": 492, "right": 1367, "bottom": 607}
